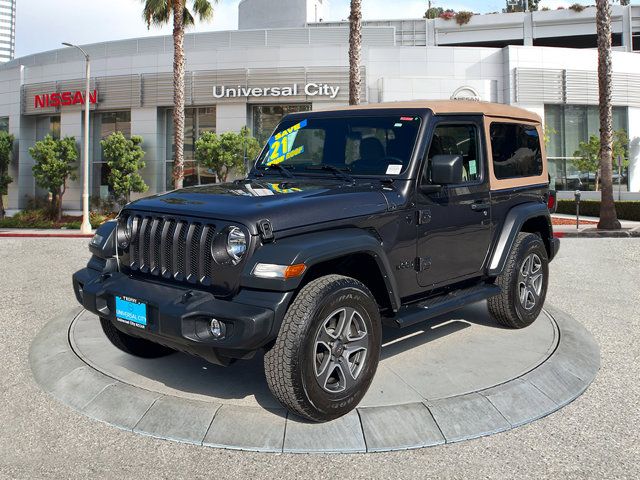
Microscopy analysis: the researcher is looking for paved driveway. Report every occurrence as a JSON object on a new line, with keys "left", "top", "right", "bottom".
{"left": 0, "top": 238, "right": 638, "bottom": 479}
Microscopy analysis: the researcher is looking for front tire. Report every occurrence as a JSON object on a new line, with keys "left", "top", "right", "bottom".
{"left": 488, "top": 232, "right": 549, "bottom": 329}
{"left": 100, "top": 317, "right": 175, "bottom": 358}
{"left": 264, "top": 275, "right": 382, "bottom": 422}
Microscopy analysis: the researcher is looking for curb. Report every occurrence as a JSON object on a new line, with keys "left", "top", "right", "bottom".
{"left": 554, "top": 229, "right": 640, "bottom": 238}
{"left": 30, "top": 307, "right": 599, "bottom": 454}
{"left": 0, "top": 232, "right": 94, "bottom": 238}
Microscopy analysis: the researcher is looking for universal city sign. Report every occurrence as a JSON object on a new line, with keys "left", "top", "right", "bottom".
{"left": 213, "top": 83, "right": 340, "bottom": 100}
{"left": 34, "top": 90, "right": 99, "bottom": 109}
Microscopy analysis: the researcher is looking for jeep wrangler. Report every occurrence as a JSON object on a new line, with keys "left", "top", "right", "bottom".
{"left": 73, "top": 100, "right": 559, "bottom": 422}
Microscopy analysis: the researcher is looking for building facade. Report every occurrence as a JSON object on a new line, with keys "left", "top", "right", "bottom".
{"left": 0, "top": 0, "right": 15, "bottom": 63}
{"left": 1, "top": 1, "right": 640, "bottom": 213}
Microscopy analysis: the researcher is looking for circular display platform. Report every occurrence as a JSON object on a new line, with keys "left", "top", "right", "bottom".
{"left": 30, "top": 303, "right": 599, "bottom": 453}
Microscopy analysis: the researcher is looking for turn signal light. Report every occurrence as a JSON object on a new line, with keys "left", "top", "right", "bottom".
{"left": 252, "top": 263, "right": 307, "bottom": 279}
{"left": 284, "top": 264, "right": 306, "bottom": 279}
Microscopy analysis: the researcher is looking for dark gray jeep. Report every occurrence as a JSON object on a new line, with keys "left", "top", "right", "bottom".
{"left": 73, "top": 100, "right": 559, "bottom": 422}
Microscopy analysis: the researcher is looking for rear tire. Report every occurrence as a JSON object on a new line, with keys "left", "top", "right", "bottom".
{"left": 488, "top": 232, "right": 549, "bottom": 329}
{"left": 264, "top": 275, "right": 381, "bottom": 422}
{"left": 100, "top": 317, "right": 175, "bottom": 358}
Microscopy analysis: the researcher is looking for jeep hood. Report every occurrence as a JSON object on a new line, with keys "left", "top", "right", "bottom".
{"left": 124, "top": 179, "right": 391, "bottom": 234}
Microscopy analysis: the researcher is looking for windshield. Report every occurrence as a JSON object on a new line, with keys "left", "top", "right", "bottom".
{"left": 255, "top": 115, "right": 422, "bottom": 176}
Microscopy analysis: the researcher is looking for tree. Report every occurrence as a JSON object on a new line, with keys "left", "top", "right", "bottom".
{"left": 30, "top": 135, "right": 78, "bottom": 221}
{"left": 424, "top": 6, "right": 443, "bottom": 19}
{"left": 0, "top": 131, "right": 14, "bottom": 220}
{"left": 142, "top": 0, "right": 216, "bottom": 190}
{"left": 573, "top": 130, "right": 629, "bottom": 191}
{"left": 348, "top": 0, "right": 362, "bottom": 105}
{"left": 101, "top": 132, "right": 148, "bottom": 204}
{"left": 195, "top": 127, "right": 260, "bottom": 183}
{"left": 596, "top": 0, "right": 620, "bottom": 229}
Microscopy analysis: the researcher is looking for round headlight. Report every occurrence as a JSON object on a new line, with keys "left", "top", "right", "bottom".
{"left": 226, "top": 226, "right": 247, "bottom": 263}
{"left": 125, "top": 216, "right": 135, "bottom": 241}
{"left": 117, "top": 215, "right": 135, "bottom": 248}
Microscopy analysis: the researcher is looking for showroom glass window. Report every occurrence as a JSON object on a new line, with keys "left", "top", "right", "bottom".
{"left": 544, "top": 105, "right": 628, "bottom": 190}
{"left": 0, "top": 117, "right": 8, "bottom": 132}
{"left": 252, "top": 104, "right": 311, "bottom": 145}
{"left": 91, "top": 111, "right": 131, "bottom": 198}
{"left": 165, "top": 107, "right": 216, "bottom": 190}
{"left": 489, "top": 123, "right": 542, "bottom": 179}
{"left": 35, "top": 115, "right": 60, "bottom": 141}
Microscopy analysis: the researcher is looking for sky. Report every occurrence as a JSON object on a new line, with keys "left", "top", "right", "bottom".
{"left": 13, "top": 0, "right": 622, "bottom": 58}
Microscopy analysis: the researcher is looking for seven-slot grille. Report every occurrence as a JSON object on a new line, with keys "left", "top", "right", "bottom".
{"left": 124, "top": 214, "right": 216, "bottom": 286}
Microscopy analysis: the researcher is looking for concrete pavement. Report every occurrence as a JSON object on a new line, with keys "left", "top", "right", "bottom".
{"left": 0, "top": 238, "right": 638, "bottom": 479}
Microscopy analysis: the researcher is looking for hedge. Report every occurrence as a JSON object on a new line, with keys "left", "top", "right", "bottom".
{"left": 557, "top": 200, "right": 640, "bottom": 222}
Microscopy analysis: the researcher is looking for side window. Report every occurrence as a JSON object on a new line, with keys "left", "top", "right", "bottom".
{"left": 490, "top": 123, "right": 542, "bottom": 179}
{"left": 423, "top": 124, "right": 480, "bottom": 185}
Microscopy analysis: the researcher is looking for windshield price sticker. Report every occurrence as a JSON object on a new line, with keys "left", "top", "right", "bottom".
{"left": 267, "top": 119, "right": 307, "bottom": 165}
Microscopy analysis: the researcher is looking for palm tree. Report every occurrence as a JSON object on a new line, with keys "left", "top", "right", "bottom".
{"left": 348, "top": 0, "right": 362, "bottom": 105}
{"left": 595, "top": 0, "right": 620, "bottom": 230}
{"left": 142, "top": 0, "right": 216, "bottom": 189}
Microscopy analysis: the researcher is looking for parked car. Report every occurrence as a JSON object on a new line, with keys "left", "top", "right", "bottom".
{"left": 73, "top": 100, "right": 559, "bottom": 422}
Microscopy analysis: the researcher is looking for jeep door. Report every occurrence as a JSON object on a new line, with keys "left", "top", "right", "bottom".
{"left": 416, "top": 116, "right": 492, "bottom": 288}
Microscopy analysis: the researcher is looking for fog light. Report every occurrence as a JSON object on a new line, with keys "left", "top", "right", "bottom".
{"left": 210, "top": 318, "right": 226, "bottom": 338}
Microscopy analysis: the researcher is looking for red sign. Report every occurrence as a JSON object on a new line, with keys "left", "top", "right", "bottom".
{"left": 34, "top": 90, "right": 98, "bottom": 109}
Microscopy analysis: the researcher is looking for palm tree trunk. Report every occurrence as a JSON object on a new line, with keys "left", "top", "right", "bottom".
{"left": 172, "top": 0, "right": 186, "bottom": 190}
{"left": 348, "top": 0, "right": 362, "bottom": 106}
{"left": 596, "top": 0, "right": 620, "bottom": 230}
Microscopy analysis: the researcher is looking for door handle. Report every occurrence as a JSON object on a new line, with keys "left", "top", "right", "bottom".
{"left": 471, "top": 202, "right": 490, "bottom": 211}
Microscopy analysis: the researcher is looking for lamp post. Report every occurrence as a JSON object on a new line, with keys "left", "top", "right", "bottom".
{"left": 62, "top": 42, "right": 92, "bottom": 234}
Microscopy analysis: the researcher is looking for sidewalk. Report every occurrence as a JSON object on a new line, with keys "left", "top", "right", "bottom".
{"left": 552, "top": 214, "right": 640, "bottom": 238}
{"left": 0, "top": 228, "right": 94, "bottom": 238}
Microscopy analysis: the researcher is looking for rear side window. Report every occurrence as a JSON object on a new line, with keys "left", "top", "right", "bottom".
{"left": 490, "top": 123, "right": 542, "bottom": 179}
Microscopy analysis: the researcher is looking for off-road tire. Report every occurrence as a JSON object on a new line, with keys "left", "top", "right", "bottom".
{"left": 264, "top": 275, "right": 382, "bottom": 422}
{"left": 488, "top": 232, "right": 549, "bottom": 329}
{"left": 100, "top": 317, "right": 175, "bottom": 358}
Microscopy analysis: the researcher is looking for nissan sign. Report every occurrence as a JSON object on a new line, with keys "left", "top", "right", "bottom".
{"left": 34, "top": 90, "right": 98, "bottom": 109}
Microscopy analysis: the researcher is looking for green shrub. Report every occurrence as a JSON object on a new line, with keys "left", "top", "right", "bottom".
{"left": 557, "top": 200, "right": 640, "bottom": 222}
{"left": 0, "top": 208, "right": 56, "bottom": 228}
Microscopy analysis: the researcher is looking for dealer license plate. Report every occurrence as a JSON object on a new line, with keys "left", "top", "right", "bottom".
{"left": 115, "top": 296, "right": 147, "bottom": 329}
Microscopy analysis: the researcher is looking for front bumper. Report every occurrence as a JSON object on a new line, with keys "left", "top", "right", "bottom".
{"left": 72, "top": 267, "right": 290, "bottom": 364}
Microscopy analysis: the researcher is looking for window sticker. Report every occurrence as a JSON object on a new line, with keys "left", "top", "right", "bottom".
{"left": 267, "top": 183, "right": 302, "bottom": 194}
{"left": 267, "top": 119, "right": 308, "bottom": 165}
{"left": 385, "top": 164, "right": 402, "bottom": 175}
{"left": 468, "top": 160, "right": 477, "bottom": 176}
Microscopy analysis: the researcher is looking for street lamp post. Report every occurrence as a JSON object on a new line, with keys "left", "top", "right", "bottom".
{"left": 62, "top": 42, "right": 92, "bottom": 234}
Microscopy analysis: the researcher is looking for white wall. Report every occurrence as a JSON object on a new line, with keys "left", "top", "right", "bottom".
{"left": 216, "top": 103, "right": 249, "bottom": 133}
{"left": 628, "top": 107, "right": 640, "bottom": 193}
{"left": 369, "top": 47, "right": 504, "bottom": 104}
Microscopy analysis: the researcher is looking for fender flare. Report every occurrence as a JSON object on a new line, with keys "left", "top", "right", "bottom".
{"left": 488, "top": 202, "right": 552, "bottom": 276}
{"left": 240, "top": 228, "right": 401, "bottom": 311}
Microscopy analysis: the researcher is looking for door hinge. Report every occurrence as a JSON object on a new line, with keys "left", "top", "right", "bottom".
{"left": 415, "top": 256, "right": 432, "bottom": 272}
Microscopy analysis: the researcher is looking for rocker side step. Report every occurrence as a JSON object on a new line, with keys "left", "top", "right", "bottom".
{"left": 388, "top": 283, "right": 501, "bottom": 329}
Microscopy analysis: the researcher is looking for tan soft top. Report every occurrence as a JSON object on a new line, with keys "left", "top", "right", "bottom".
{"left": 320, "top": 100, "right": 541, "bottom": 123}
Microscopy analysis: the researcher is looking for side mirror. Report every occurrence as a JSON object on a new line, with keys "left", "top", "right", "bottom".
{"left": 431, "top": 154, "right": 463, "bottom": 185}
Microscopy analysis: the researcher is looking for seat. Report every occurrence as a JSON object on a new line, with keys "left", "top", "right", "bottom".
{"left": 359, "top": 137, "right": 385, "bottom": 161}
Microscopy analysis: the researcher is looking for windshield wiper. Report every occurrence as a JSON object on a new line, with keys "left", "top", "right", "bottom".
{"left": 305, "top": 164, "right": 353, "bottom": 182}
{"left": 257, "top": 163, "right": 295, "bottom": 178}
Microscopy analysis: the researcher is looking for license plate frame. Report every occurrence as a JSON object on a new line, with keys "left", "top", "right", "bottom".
{"left": 115, "top": 295, "right": 148, "bottom": 329}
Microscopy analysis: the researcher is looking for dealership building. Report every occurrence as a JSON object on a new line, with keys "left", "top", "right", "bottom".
{"left": 1, "top": 0, "right": 640, "bottom": 213}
